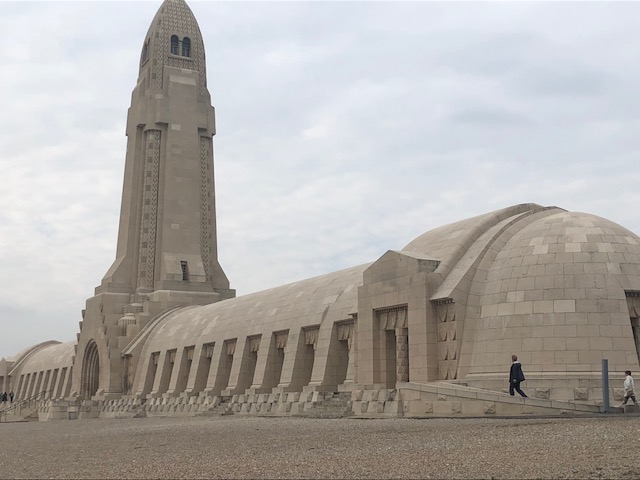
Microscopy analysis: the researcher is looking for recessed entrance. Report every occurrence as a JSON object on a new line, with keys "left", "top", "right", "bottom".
{"left": 81, "top": 340, "right": 100, "bottom": 398}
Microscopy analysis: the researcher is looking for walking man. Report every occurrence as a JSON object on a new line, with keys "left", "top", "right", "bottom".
{"left": 509, "top": 354, "right": 527, "bottom": 397}
{"left": 621, "top": 370, "right": 637, "bottom": 406}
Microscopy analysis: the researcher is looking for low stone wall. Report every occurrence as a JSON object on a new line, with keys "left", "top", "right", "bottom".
{"left": 393, "top": 382, "right": 602, "bottom": 417}
{"left": 100, "top": 391, "right": 353, "bottom": 418}
{"left": 463, "top": 376, "right": 624, "bottom": 404}
{"left": 37, "top": 399, "right": 99, "bottom": 421}
{"left": 31, "top": 381, "right": 613, "bottom": 422}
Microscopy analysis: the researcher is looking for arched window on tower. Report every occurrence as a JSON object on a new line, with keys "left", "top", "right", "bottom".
{"left": 170, "top": 35, "right": 179, "bottom": 55}
{"left": 182, "top": 37, "right": 191, "bottom": 57}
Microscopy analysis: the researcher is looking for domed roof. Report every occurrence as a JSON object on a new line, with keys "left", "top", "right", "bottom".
{"left": 12, "top": 341, "right": 75, "bottom": 376}
{"left": 135, "top": 264, "right": 368, "bottom": 355}
{"left": 6, "top": 341, "right": 62, "bottom": 372}
{"left": 403, "top": 203, "right": 546, "bottom": 265}
{"left": 467, "top": 210, "right": 640, "bottom": 376}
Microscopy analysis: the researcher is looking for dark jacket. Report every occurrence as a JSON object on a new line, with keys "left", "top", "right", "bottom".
{"left": 510, "top": 361, "right": 525, "bottom": 383}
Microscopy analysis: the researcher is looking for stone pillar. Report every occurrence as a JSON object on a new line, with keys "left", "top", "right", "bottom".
{"left": 341, "top": 321, "right": 357, "bottom": 385}
{"left": 150, "top": 351, "right": 168, "bottom": 396}
{"left": 34, "top": 371, "right": 44, "bottom": 396}
{"left": 302, "top": 327, "right": 319, "bottom": 389}
{"left": 51, "top": 369, "right": 63, "bottom": 400}
{"left": 222, "top": 336, "right": 247, "bottom": 395}
{"left": 203, "top": 343, "right": 224, "bottom": 394}
{"left": 276, "top": 330, "right": 302, "bottom": 390}
{"left": 42, "top": 370, "right": 52, "bottom": 399}
{"left": 28, "top": 373, "right": 38, "bottom": 398}
{"left": 166, "top": 347, "right": 186, "bottom": 395}
{"left": 249, "top": 336, "right": 271, "bottom": 393}
{"left": 60, "top": 368, "right": 73, "bottom": 399}
{"left": 184, "top": 343, "right": 206, "bottom": 395}
{"left": 16, "top": 375, "right": 26, "bottom": 400}
{"left": 48, "top": 369, "right": 60, "bottom": 400}
{"left": 308, "top": 324, "right": 331, "bottom": 389}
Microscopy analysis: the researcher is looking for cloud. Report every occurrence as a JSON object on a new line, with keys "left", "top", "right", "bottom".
{"left": 1, "top": 1, "right": 640, "bottom": 355}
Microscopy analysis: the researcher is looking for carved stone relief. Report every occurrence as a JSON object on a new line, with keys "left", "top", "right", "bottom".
{"left": 275, "top": 331, "right": 288, "bottom": 350}
{"left": 304, "top": 327, "right": 320, "bottom": 350}
{"left": 435, "top": 301, "right": 457, "bottom": 380}
{"left": 249, "top": 336, "right": 261, "bottom": 353}
{"left": 225, "top": 340, "right": 236, "bottom": 356}
{"left": 137, "top": 129, "right": 161, "bottom": 291}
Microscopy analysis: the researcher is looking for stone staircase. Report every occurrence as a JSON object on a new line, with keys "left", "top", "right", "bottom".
{"left": 211, "top": 397, "right": 233, "bottom": 416}
{"left": 0, "top": 405, "right": 38, "bottom": 422}
{"left": 192, "top": 396, "right": 234, "bottom": 417}
{"left": 296, "top": 392, "right": 353, "bottom": 418}
{"left": 22, "top": 408, "right": 40, "bottom": 421}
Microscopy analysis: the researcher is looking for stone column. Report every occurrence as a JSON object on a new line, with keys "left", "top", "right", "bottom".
{"left": 42, "top": 370, "right": 52, "bottom": 399}
{"left": 184, "top": 343, "right": 206, "bottom": 395}
{"left": 203, "top": 343, "right": 223, "bottom": 394}
{"left": 60, "top": 367, "right": 73, "bottom": 399}
{"left": 150, "top": 351, "right": 168, "bottom": 396}
{"left": 342, "top": 321, "right": 357, "bottom": 385}
{"left": 166, "top": 347, "right": 186, "bottom": 395}
{"left": 51, "top": 369, "right": 63, "bottom": 400}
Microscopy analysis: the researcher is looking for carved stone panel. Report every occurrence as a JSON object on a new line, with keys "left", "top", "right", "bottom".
{"left": 248, "top": 336, "right": 261, "bottom": 353}
{"left": 225, "top": 340, "right": 236, "bottom": 356}
{"left": 274, "top": 331, "right": 288, "bottom": 350}
{"left": 435, "top": 301, "right": 457, "bottom": 380}
{"left": 304, "top": 327, "right": 320, "bottom": 349}
{"left": 137, "top": 129, "right": 161, "bottom": 291}
{"left": 378, "top": 306, "right": 407, "bottom": 331}
{"left": 396, "top": 327, "right": 409, "bottom": 382}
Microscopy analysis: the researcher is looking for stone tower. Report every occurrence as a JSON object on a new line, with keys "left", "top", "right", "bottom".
{"left": 72, "top": 0, "right": 234, "bottom": 399}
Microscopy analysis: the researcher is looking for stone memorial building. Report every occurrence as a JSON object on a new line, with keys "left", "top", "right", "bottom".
{"left": 2, "top": 0, "right": 640, "bottom": 419}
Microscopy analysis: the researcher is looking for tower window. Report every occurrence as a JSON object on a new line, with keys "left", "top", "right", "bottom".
{"left": 180, "top": 261, "right": 190, "bottom": 281}
{"left": 170, "top": 35, "right": 179, "bottom": 55}
{"left": 182, "top": 37, "right": 191, "bottom": 57}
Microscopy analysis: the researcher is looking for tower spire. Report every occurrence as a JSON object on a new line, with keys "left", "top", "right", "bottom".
{"left": 72, "top": 0, "right": 233, "bottom": 398}
{"left": 100, "top": 0, "right": 231, "bottom": 298}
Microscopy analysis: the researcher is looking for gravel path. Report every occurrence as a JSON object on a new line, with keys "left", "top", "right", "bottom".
{"left": 1, "top": 415, "right": 639, "bottom": 479}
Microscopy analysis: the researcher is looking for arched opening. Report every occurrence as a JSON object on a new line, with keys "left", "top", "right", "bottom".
{"left": 81, "top": 341, "right": 100, "bottom": 398}
{"left": 181, "top": 37, "right": 191, "bottom": 57}
{"left": 170, "top": 35, "right": 179, "bottom": 55}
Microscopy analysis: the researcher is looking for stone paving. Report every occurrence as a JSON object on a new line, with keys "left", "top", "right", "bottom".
{"left": 1, "top": 415, "right": 639, "bottom": 479}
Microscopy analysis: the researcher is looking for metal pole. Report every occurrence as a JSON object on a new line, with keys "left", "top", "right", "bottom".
{"left": 602, "top": 358, "right": 610, "bottom": 413}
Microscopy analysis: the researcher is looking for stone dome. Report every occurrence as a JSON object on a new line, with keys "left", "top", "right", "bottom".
{"left": 466, "top": 210, "right": 640, "bottom": 377}
{"left": 16, "top": 342, "right": 75, "bottom": 374}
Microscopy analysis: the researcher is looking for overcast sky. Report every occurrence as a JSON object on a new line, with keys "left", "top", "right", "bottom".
{"left": 1, "top": 0, "right": 640, "bottom": 357}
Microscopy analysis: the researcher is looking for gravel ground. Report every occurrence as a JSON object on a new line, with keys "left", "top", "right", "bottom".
{"left": 1, "top": 415, "right": 639, "bottom": 479}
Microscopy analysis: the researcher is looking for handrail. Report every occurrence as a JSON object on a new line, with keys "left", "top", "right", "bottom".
{"left": 0, "top": 390, "right": 52, "bottom": 422}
